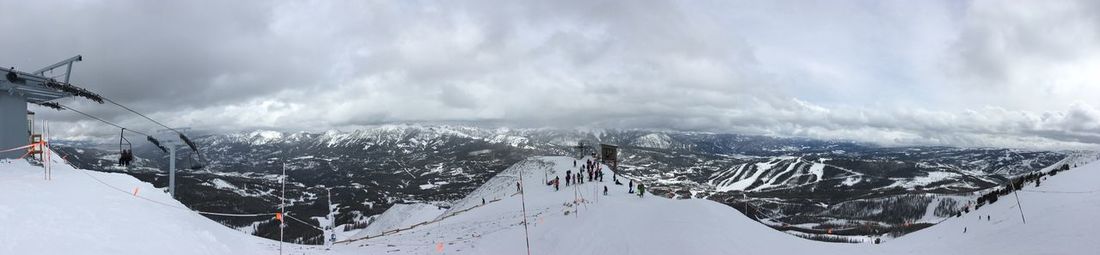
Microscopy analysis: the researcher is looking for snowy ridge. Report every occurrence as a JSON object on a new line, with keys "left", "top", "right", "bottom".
{"left": 632, "top": 133, "right": 673, "bottom": 149}
{"left": 436, "top": 158, "right": 551, "bottom": 220}
{"left": 209, "top": 124, "right": 543, "bottom": 149}
{"left": 708, "top": 157, "right": 858, "bottom": 192}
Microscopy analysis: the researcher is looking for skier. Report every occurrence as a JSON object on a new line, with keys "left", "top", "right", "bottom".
{"left": 566, "top": 170, "right": 572, "bottom": 186}
{"left": 554, "top": 177, "right": 560, "bottom": 191}
{"left": 628, "top": 180, "right": 634, "bottom": 193}
{"left": 637, "top": 183, "right": 646, "bottom": 197}
{"left": 482, "top": 198, "right": 486, "bottom": 205}
{"left": 574, "top": 160, "right": 577, "bottom": 167}
{"left": 603, "top": 186, "right": 608, "bottom": 196}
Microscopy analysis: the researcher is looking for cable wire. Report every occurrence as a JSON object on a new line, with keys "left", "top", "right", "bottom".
{"left": 55, "top": 103, "right": 153, "bottom": 137}
{"left": 284, "top": 214, "right": 326, "bottom": 232}
{"left": 101, "top": 97, "right": 182, "bottom": 135}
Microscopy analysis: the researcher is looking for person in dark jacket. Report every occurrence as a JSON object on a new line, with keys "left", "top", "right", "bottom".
{"left": 566, "top": 170, "right": 572, "bottom": 186}
{"left": 121, "top": 150, "right": 134, "bottom": 166}
{"left": 628, "top": 180, "right": 634, "bottom": 194}
{"left": 637, "top": 183, "right": 646, "bottom": 197}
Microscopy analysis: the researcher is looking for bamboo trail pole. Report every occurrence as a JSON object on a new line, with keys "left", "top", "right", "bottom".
{"left": 519, "top": 175, "right": 531, "bottom": 255}
{"left": 1010, "top": 180, "right": 1026, "bottom": 224}
{"left": 280, "top": 163, "right": 286, "bottom": 254}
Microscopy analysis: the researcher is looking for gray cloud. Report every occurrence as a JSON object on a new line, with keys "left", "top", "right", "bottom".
{"left": 3, "top": 0, "right": 1098, "bottom": 149}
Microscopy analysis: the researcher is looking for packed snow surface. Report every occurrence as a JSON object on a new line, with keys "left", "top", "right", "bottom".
{"left": 0, "top": 155, "right": 286, "bottom": 254}
{"left": 3, "top": 153, "right": 1098, "bottom": 254}
{"left": 350, "top": 203, "right": 445, "bottom": 238}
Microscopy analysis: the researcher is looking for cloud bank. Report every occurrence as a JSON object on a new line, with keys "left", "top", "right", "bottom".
{"left": 2, "top": 0, "right": 1098, "bottom": 149}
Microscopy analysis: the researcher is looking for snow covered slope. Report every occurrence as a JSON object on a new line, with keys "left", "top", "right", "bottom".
{"left": 4, "top": 153, "right": 1097, "bottom": 254}
{"left": 330, "top": 156, "right": 1100, "bottom": 255}
{"left": 0, "top": 155, "right": 285, "bottom": 255}
{"left": 350, "top": 203, "right": 445, "bottom": 238}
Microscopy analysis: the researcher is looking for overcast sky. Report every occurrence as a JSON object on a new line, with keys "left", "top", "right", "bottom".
{"left": 3, "top": 0, "right": 1099, "bottom": 149}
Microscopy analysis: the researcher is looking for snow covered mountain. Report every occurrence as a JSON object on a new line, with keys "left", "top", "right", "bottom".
{"left": 325, "top": 155, "right": 1100, "bottom": 254}
{"left": 48, "top": 124, "right": 1086, "bottom": 243}
{"left": 4, "top": 151, "right": 1098, "bottom": 254}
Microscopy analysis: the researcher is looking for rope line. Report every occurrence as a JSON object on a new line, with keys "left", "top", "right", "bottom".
{"left": 1020, "top": 189, "right": 1099, "bottom": 194}
{"left": 66, "top": 159, "right": 276, "bottom": 217}
{"left": 335, "top": 189, "right": 527, "bottom": 244}
{"left": 336, "top": 160, "right": 571, "bottom": 246}
{"left": 0, "top": 143, "right": 36, "bottom": 153}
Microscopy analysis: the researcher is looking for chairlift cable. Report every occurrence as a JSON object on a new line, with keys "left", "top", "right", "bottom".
{"left": 54, "top": 103, "right": 153, "bottom": 137}
{"left": 99, "top": 97, "right": 202, "bottom": 154}
{"left": 101, "top": 97, "right": 182, "bottom": 135}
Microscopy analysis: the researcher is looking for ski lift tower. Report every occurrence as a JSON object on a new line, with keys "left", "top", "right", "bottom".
{"left": 156, "top": 127, "right": 193, "bottom": 198}
{"left": 1, "top": 55, "right": 99, "bottom": 159}
{"left": 599, "top": 143, "right": 619, "bottom": 171}
{"left": 574, "top": 140, "right": 595, "bottom": 158}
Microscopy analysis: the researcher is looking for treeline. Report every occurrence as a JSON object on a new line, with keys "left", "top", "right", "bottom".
{"left": 789, "top": 232, "right": 863, "bottom": 243}
{"left": 974, "top": 163, "right": 1071, "bottom": 210}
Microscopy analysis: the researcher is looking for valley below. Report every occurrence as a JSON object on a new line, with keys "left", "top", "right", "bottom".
{"left": 51, "top": 124, "right": 1096, "bottom": 244}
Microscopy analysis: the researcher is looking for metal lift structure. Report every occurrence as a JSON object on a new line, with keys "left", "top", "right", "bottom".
{"left": 1, "top": 55, "right": 97, "bottom": 159}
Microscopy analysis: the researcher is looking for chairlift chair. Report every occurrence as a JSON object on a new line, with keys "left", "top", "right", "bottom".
{"left": 119, "top": 128, "right": 132, "bottom": 152}
{"left": 185, "top": 150, "right": 205, "bottom": 170}
{"left": 118, "top": 128, "right": 133, "bottom": 168}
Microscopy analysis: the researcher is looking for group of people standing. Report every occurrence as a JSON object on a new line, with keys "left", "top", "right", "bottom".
{"left": 546, "top": 157, "right": 644, "bottom": 198}
{"left": 564, "top": 159, "right": 606, "bottom": 186}
{"left": 627, "top": 179, "right": 645, "bottom": 197}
